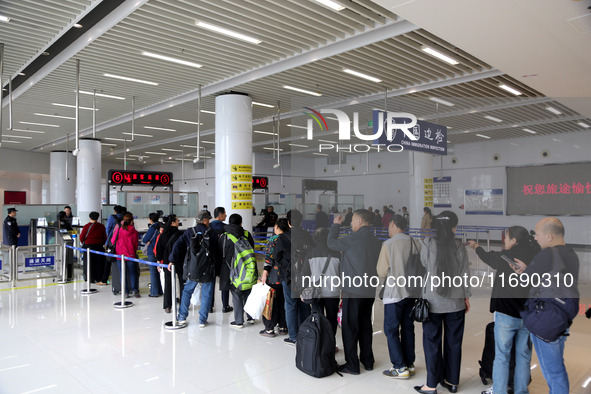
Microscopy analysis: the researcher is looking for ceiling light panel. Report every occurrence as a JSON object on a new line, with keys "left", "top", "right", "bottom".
{"left": 142, "top": 51, "right": 203, "bottom": 68}
{"left": 421, "top": 45, "right": 459, "bottom": 65}
{"left": 313, "top": 0, "right": 345, "bottom": 11}
{"left": 343, "top": 69, "right": 382, "bottom": 83}
{"left": 104, "top": 73, "right": 159, "bottom": 86}
{"left": 196, "top": 21, "right": 262, "bottom": 44}
{"left": 283, "top": 85, "right": 322, "bottom": 96}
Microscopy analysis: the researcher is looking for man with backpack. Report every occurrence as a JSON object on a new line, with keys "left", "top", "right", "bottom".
{"left": 210, "top": 207, "right": 233, "bottom": 313}
{"left": 170, "top": 210, "right": 217, "bottom": 328}
{"left": 220, "top": 214, "right": 257, "bottom": 329}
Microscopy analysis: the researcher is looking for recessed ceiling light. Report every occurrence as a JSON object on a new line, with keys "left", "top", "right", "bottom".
{"left": 545, "top": 106, "right": 562, "bottom": 115}
{"left": 476, "top": 134, "right": 491, "bottom": 139}
{"left": 18, "top": 72, "right": 25, "bottom": 76}
{"left": 104, "top": 137, "right": 127, "bottom": 141}
{"left": 286, "top": 124, "right": 308, "bottom": 130}
{"left": 263, "top": 147, "right": 284, "bottom": 151}
{"left": 0, "top": 140, "right": 21, "bottom": 144}
{"left": 122, "top": 132, "right": 153, "bottom": 138}
{"left": 343, "top": 69, "right": 382, "bottom": 83}
{"left": 34, "top": 113, "right": 75, "bottom": 120}
{"left": 253, "top": 101, "right": 275, "bottom": 108}
{"left": 162, "top": 148, "right": 183, "bottom": 152}
{"left": 142, "top": 51, "right": 203, "bottom": 68}
{"left": 79, "top": 90, "right": 125, "bottom": 100}
{"left": 20, "top": 121, "right": 59, "bottom": 127}
{"left": 73, "top": 23, "right": 83, "bottom": 28}
{"left": 522, "top": 128, "right": 537, "bottom": 134}
{"left": 429, "top": 97, "right": 454, "bottom": 107}
{"left": 144, "top": 126, "right": 176, "bottom": 132}
{"left": 313, "top": 153, "right": 328, "bottom": 156}
{"left": 484, "top": 115, "right": 503, "bottom": 122}
{"left": 104, "top": 73, "right": 158, "bottom": 86}
{"left": 289, "top": 143, "right": 309, "bottom": 148}
{"left": 201, "top": 110, "right": 215, "bottom": 114}
{"left": 144, "top": 151, "right": 166, "bottom": 155}
{"left": 283, "top": 85, "right": 322, "bottom": 96}
{"left": 101, "top": 143, "right": 117, "bottom": 146}
{"left": 2, "top": 134, "right": 32, "bottom": 139}
{"left": 498, "top": 83, "right": 522, "bottom": 96}
{"left": 11, "top": 128, "right": 45, "bottom": 134}
{"left": 196, "top": 21, "right": 261, "bottom": 44}
{"left": 168, "top": 118, "right": 202, "bottom": 125}
{"left": 0, "top": 15, "right": 10, "bottom": 23}
{"left": 52, "top": 103, "right": 98, "bottom": 111}
{"left": 313, "top": 0, "right": 345, "bottom": 11}
{"left": 421, "top": 45, "right": 459, "bottom": 65}
{"left": 201, "top": 140, "right": 215, "bottom": 144}
{"left": 318, "top": 139, "right": 336, "bottom": 143}
{"left": 254, "top": 130, "right": 276, "bottom": 135}
{"left": 577, "top": 122, "right": 589, "bottom": 128}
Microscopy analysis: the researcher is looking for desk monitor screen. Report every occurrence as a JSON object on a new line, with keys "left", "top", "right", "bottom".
{"left": 72, "top": 217, "right": 80, "bottom": 226}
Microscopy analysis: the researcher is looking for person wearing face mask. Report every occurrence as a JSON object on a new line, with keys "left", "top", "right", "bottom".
{"left": 468, "top": 226, "right": 540, "bottom": 394}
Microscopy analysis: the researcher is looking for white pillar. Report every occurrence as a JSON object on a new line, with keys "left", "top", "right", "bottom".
{"left": 29, "top": 179, "right": 42, "bottom": 204}
{"left": 215, "top": 94, "right": 253, "bottom": 231}
{"left": 49, "top": 151, "right": 76, "bottom": 205}
{"left": 408, "top": 151, "right": 433, "bottom": 229}
{"left": 76, "top": 139, "right": 102, "bottom": 225}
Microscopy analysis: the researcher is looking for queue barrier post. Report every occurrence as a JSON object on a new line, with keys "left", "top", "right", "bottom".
{"left": 114, "top": 254, "right": 133, "bottom": 309}
{"left": 57, "top": 243, "right": 68, "bottom": 284}
{"left": 81, "top": 247, "right": 98, "bottom": 295}
{"left": 164, "top": 263, "right": 186, "bottom": 330}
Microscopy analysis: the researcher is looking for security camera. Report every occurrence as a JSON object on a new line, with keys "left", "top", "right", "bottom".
{"left": 160, "top": 158, "right": 166, "bottom": 164}
{"left": 273, "top": 163, "right": 280, "bottom": 168}
{"left": 138, "top": 156, "right": 144, "bottom": 162}
{"left": 193, "top": 157, "right": 200, "bottom": 163}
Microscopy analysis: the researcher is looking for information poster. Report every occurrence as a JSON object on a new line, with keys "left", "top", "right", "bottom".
{"left": 231, "top": 164, "right": 252, "bottom": 210}
{"left": 465, "top": 189, "right": 504, "bottom": 215}
{"left": 424, "top": 178, "right": 433, "bottom": 208}
{"left": 151, "top": 195, "right": 161, "bottom": 204}
{"left": 433, "top": 176, "right": 452, "bottom": 208}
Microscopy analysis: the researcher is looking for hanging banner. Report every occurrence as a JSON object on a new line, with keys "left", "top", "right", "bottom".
{"left": 374, "top": 112, "right": 447, "bottom": 155}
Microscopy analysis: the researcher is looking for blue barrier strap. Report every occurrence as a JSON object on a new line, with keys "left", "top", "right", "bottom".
{"left": 65, "top": 244, "right": 168, "bottom": 268}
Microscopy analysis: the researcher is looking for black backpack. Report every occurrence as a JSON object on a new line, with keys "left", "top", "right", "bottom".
{"left": 296, "top": 309, "right": 338, "bottom": 378}
{"left": 183, "top": 228, "right": 216, "bottom": 283}
{"left": 405, "top": 237, "right": 426, "bottom": 298}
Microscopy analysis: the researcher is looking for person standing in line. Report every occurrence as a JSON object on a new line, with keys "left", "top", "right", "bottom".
{"left": 377, "top": 214, "right": 421, "bottom": 380}
{"left": 421, "top": 207, "right": 433, "bottom": 230}
{"left": 402, "top": 206, "right": 410, "bottom": 223}
{"left": 79, "top": 211, "right": 107, "bottom": 284}
{"left": 328, "top": 209, "right": 382, "bottom": 375}
{"left": 515, "top": 217, "right": 580, "bottom": 394}
{"left": 468, "top": 226, "right": 540, "bottom": 394}
{"left": 415, "top": 211, "right": 471, "bottom": 394}
{"left": 3, "top": 208, "right": 20, "bottom": 246}
{"left": 210, "top": 207, "right": 233, "bottom": 313}
{"left": 156, "top": 214, "right": 183, "bottom": 312}
{"left": 342, "top": 207, "right": 354, "bottom": 227}
{"left": 315, "top": 204, "right": 330, "bottom": 229}
{"left": 111, "top": 213, "right": 140, "bottom": 298}
{"left": 220, "top": 214, "right": 256, "bottom": 329}
{"left": 142, "top": 212, "right": 163, "bottom": 297}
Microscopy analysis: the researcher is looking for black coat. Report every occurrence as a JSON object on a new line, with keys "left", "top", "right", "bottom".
{"left": 155, "top": 226, "right": 181, "bottom": 265}
{"left": 3, "top": 215, "right": 20, "bottom": 245}
{"left": 219, "top": 223, "right": 254, "bottom": 291}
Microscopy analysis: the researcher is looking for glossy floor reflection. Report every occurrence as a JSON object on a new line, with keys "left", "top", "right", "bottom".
{"left": 0, "top": 265, "right": 590, "bottom": 393}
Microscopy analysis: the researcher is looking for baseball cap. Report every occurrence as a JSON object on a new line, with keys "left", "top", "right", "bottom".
{"left": 7, "top": 208, "right": 17, "bottom": 213}
{"left": 196, "top": 210, "right": 212, "bottom": 221}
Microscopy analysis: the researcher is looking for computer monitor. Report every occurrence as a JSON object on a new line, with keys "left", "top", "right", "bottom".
{"left": 72, "top": 217, "right": 80, "bottom": 226}
{"left": 37, "top": 217, "right": 47, "bottom": 226}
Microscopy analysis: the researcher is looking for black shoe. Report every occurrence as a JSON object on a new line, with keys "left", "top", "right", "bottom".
{"left": 414, "top": 386, "right": 437, "bottom": 394}
{"left": 363, "top": 363, "right": 374, "bottom": 371}
{"left": 440, "top": 381, "right": 458, "bottom": 393}
{"left": 210, "top": 307, "right": 214, "bottom": 313}
{"left": 283, "top": 337, "right": 296, "bottom": 345}
{"left": 222, "top": 306, "right": 234, "bottom": 313}
{"left": 148, "top": 294, "right": 159, "bottom": 298}
{"left": 338, "top": 364, "right": 360, "bottom": 375}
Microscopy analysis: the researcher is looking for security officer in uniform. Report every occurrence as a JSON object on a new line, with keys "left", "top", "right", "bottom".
{"left": 3, "top": 208, "right": 21, "bottom": 246}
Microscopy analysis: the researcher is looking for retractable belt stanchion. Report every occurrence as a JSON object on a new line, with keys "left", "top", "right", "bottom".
{"left": 114, "top": 255, "right": 133, "bottom": 309}
{"left": 81, "top": 247, "right": 98, "bottom": 295}
{"left": 57, "top": 244, "right": 68, "bottom": 284}
{"left": 164, "top": 264, "right": 186, "bottom": 330}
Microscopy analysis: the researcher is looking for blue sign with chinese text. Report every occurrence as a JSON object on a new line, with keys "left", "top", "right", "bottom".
{"left": 373, "top": 111, "right": 447, "bottom": 155}
{"left": 25, "top": 256, "right": 55, "bottom": 268}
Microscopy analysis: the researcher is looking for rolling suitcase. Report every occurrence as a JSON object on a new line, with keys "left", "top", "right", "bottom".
{"left": 111, "top": 261, "right": 121, "bottom": 295}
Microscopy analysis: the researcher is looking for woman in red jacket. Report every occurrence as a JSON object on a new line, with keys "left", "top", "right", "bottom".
{"left": 111, "top": 213, "right": 140, "bottom": 297}
{"left": 79, "top": 211, "right": 107, "bottom": 283}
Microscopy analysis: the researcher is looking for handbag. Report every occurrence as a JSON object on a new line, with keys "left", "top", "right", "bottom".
{"left": 300, "top": 256, "right": 331, "bottom": 301}
{"left": 410, "top": 272, "right": 430, "bottom": 322}
{"left": 262, "top": 288, "right": 275, "bottom": 320}
{"left": 520, "top": 247, "right": 579, "bottom": 342}
{"left": 105, "top": 226, "right": 120, "bottom": 263}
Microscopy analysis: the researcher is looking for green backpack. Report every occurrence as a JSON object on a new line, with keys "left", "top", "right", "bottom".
{"left": 224, "top": 231, "right": 257, "bottom": 292}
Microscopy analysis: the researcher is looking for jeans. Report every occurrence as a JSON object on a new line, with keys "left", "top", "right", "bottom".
{"left": 384, "top": 298, "right": 415, "bottom": 369}
{"left": 178, "top": 280, "right": 214, "bottom": 324}
{"left": 117, "top": 259, "right": 138, "bottom": 293}
{"left": 283, "top": 281, "right": 311, "bottom": 341}
{"left": 493, "top": 312, "right": 531, "bottom": 394}
{"left": 148, "top": 259, "right": 163, "bottom": 296}
{"left": 531, "top": 332, "right": 569, "bottom": 394}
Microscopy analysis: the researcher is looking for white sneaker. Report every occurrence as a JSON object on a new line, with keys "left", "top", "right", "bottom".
{"left": 481, "top": 388, "right": 494, "bottom": 394}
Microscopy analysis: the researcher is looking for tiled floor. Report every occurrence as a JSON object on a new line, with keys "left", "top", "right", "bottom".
{"left": 1, "top": 257, "right": 590, "bottom": 393}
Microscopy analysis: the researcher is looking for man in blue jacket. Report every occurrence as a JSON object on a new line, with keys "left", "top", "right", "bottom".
{"left": 3, "top": 208, "right": 20, "bottom": 246}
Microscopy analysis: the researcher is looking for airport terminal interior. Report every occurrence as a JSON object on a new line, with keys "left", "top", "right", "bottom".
{"left": 1, "top": 0, "right": 591, "bottom": 393}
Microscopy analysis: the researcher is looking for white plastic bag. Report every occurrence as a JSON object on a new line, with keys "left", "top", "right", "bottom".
{"left": 190, "top": 283, "right": 202, "bottom": 306}
{"left": 244, "top": 282, "right": 270, "bottom": 320}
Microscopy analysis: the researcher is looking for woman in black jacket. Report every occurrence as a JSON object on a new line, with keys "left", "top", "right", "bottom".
{"left": 156, "top": 215, "right": 182, "bottom": 313}
{"left": 467, "top": 226, "right": 540, "bottom": 394}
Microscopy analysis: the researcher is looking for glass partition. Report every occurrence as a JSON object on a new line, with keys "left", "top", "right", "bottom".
{"left": 106, "top": 191, "right": 199, "bottom": 219}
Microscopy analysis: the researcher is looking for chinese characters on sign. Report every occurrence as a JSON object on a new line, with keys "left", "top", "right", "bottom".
{"left": 25, "top": 256, "right": 55, "bottom": 268}
{"left": 522, "top": 182, "right": 591, "bottom": 196}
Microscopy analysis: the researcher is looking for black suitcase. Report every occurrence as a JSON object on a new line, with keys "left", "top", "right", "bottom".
{"left": 479, "top": 322, "right": 517, "bottom": 390}
{"left": 295, "top": 309, "right": 338, "bottom": 378}
{"left": 111, "top": 261, "right": 121, "bottom": 295}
